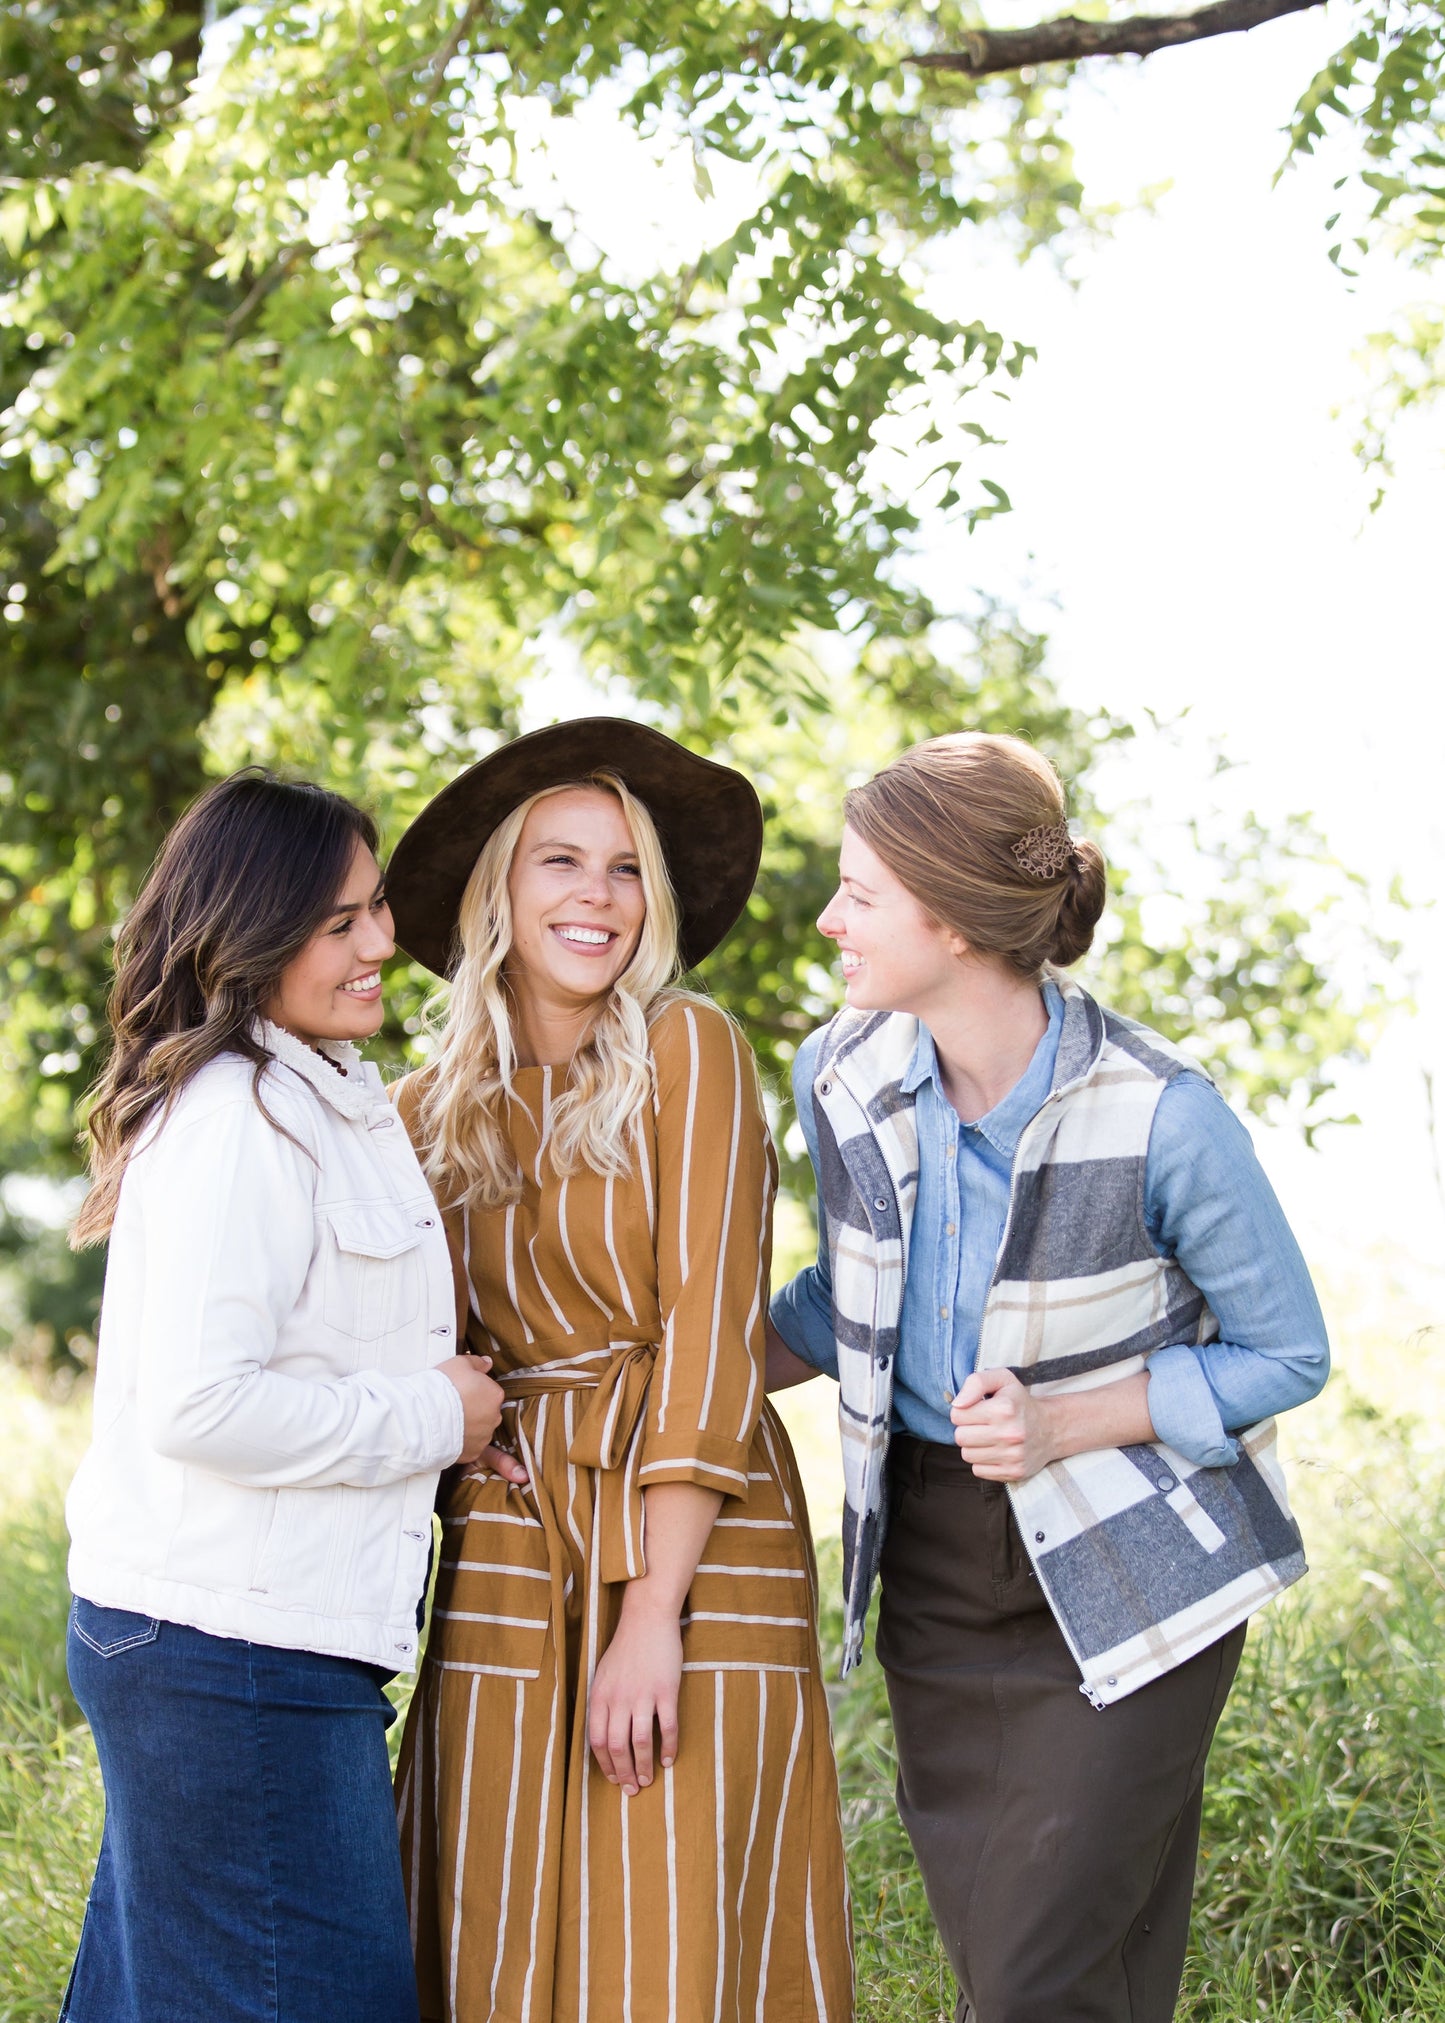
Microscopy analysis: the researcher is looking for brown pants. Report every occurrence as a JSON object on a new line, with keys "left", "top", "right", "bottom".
{"left": 876, "top": 1435, "right": 1245, "bottom": 2023}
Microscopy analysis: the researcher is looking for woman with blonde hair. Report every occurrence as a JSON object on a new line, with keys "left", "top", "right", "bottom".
{"left": 384, "top": 718, "right": 851, "bottom": 2023}
{"left": 768, "top": 731, "right": 1329, "bottom": 2023}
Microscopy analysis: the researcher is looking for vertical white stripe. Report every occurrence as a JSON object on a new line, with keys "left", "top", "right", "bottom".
{"left": 712, "top": 1672, "right": 728, "bottom": 2023}
{"left": 579, "top": 1500, "right": 604, "bottom": 2020}
{"left": 698, "top": 1023, "right": 743, "bottom": 1430}
{"left": 754, "top": 1676, "right": 806, "bottom": 2021}
{"left": 504, "top": 1204, "right": 536, "bottom": 1344}
{"left": 620, "top": 1786, "right": 634, "bottom": 2023}
{"left": 461, "top": 1208, "right": 483, "bottom": 1320}
{"left": 758, "top": 1414, "right": 796, "bottom": 1528}
{"left": 735, "top": 1672, "right": 768, "bottom": 1997}
{"left": 487, "top": 1679, "right": 527, "bottom": 2015}
{"left": 603, "top": 1173, "right": 640, "bottom": 1325}
{"left": 447, "top": 1675, "right": 482, "bottom": 2017}
{"left": 735, "top": 1161, "right": 771, "bottom": 1441}
{"left": 559, "top": 1174, "right": 613, "bottom": 1319}
{"left": 562, "top": 1393, "right": 587, "bottom": 1564}
{"left": 804, "top": 1862, "right": 828, "bottom": 2021}
{"left": 529, "top": 1229, "right": 577, "bottom": 1334}
{"left": 636, "top": 1112, "right": 656, "bottom": 1235}
{"left": 665, "top": 1759, "right": 679, "bottom": 2020}
{"left": 656, "top": 1009, "right": 701, "bottom": 1438}
{"left": 536, "top": 1064, "right": 553, "bottom": 1184}
{"left": 519, "top": 1672, "right": 560, "bottom": 2023}
{"left": 676, "top": 1007, "right": 700, "bottom": 1281}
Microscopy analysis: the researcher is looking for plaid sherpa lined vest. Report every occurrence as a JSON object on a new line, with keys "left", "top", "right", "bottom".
{"left": 812, "top": 977, "right": 1307, "bottom": 1706}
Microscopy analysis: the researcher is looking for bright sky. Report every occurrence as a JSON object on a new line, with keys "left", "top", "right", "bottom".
{"left": 518, "top": 9, "right": 1445, "bottom": 1318}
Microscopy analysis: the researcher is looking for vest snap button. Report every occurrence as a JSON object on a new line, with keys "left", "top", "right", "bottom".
{"left": 873, "top": 1196, "right": 888, "bottom": 1211}
{"left": 820, "top": 1079, "right": 832, "bottom": 1094}
{"left": 1157, "top": 1476, "right": 1173, "bottom": 1491}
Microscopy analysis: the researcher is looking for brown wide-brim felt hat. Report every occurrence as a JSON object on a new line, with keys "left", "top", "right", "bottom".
{"left": 386, "top": 717, "right": 764, "bottom": 977}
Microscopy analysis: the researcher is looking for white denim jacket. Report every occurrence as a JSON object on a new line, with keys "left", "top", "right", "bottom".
{"left": 66, "top": 1022, "right": 465, "bottom": 1671}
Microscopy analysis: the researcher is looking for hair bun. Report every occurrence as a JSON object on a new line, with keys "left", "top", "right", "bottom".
{"left": 1046, "top": 839, "right": 1107, "bottom": 967}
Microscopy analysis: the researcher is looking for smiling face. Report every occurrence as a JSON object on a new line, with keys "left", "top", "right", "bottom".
{"left": 262, "top": 839, "right": 395, "bottom": 1047}
{"left": 503, "top": 786, "right": 647, "bottom": 1016}
{"left": 816, "top": 824, "right": 963, "bottom": 1016}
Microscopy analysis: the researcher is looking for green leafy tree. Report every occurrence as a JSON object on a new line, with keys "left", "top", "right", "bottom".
{"left": 0, "top": 2, "right": 1403, "bottom": 1373}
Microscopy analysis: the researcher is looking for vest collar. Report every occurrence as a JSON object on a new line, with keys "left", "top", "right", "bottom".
{"left": 253, "top": 1019, "right": 381, "bottom": 1122}
{"left": 1049, "top": 978, "right": 1107, "bottom": 1096}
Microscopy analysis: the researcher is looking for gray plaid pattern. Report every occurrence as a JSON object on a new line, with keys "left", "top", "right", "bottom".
{"left": 812, "top": 980, "right": 1306, "bottom": 1703}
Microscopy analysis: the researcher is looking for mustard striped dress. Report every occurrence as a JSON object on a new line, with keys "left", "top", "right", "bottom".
{"left": 393, "top": 998, "right": 853, "bottom": 2023}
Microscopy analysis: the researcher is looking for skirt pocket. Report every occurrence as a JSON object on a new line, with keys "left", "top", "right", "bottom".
{"left": 428, "top": 1476, "right": 554, "bottom": 1679}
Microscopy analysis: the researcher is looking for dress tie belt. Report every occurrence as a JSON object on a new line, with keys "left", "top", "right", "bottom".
{"left": 498, "top": 1344, "right": 657, "bottom": 1584}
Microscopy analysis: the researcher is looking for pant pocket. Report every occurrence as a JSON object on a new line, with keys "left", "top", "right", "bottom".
{"left": 71, "top": 1597, "right": 161, "bottom": 1659}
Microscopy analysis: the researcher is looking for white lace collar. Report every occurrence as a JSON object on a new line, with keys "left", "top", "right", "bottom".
{"left": 253, "top": 1018, "right": 380, "bottom": 1122}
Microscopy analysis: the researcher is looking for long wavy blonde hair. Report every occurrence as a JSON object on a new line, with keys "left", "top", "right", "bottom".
{"left": 414, "top": 772, "right": 687, "bottom": 1210}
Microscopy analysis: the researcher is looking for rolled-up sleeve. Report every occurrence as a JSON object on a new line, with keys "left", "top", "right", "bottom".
{"left": 1143, "top": 1075, "right": 1329, "bottom": 1468}
{"left": 135, "top": 1095, "right": 463, "bottom": 1488}
{"left": 638, "top": 1001, "right": 777, "bottom": 1498}
{"left": 768, "top": 1032, "right": 841, "bottom": 1381}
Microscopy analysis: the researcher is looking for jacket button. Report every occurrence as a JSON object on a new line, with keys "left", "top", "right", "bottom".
{"left": 395, "top": 1641, "right": 412, "bottom": 1653}
{"left": 417, "top": 1217, "right": 435, "bottom": 1229}
{"left": 405, "top": 1529, "right": 425, "bottom": 1540}
{"left": 371, "top": 1114, "right": 395, "bottom": 1129}
{"left": 819, "top": 1079, "right": 832, "bottom": 1095}
{"left": 1106, "top": 1676, "right": 1117, "bottom": 1688}
{"left": 432, "top": 1324, "right": 452, "bottom": 1336}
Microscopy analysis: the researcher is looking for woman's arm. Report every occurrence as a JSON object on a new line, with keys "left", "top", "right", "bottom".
{"left": 766, "top": 1318, "right": 822, "bottom": 1392}
{"left": 135, "top": 1092, "right": 483, "bottom": 1487}
{"left": 587, "top": 1481, "right": 723, "bottom": 1796}
{"left": 951, "top": 1074, "right": 1330, "bottom": 1481}
{"left": 1138, "top": 1075, "right": 1329, "bottom": 1465}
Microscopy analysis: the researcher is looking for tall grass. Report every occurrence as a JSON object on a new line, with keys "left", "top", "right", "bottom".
{"left": 4, "top": 1363, "right": 1445, "bottom": 2021}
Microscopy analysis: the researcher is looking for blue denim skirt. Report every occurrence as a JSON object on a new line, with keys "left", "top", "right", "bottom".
{"left": 63, "top": 1599, "right": 420, "bottom": 2023}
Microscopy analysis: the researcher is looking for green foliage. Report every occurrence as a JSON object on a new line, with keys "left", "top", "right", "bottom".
{"left": 1284, "top": 0, "right": 1445, "bottom": 486}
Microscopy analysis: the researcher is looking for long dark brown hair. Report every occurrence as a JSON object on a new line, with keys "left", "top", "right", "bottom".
{"left": 72, "top": 769, "right": 380, "bottom": 1248}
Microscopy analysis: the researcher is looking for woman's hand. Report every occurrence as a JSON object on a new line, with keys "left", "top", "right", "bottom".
{"left": 588, "top": 1597, "right": 683, "bottom": 1797}
{"left": 436, "top": 1354, "right": 506, "bottom": 1465}
{"left": 950, "top": 1368, "right": 1056, "bottom": 1481}
{"left": 951, "top": 1367, "right": 1157, "bottom": 1481}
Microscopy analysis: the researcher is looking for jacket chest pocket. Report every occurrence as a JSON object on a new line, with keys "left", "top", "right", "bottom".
{"left": 323, "top": 1204, "right": 424, "bottom": 1343}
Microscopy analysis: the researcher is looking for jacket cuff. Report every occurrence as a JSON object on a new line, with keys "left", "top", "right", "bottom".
{"left": 406, "top": 1366, "right": 466, "bottom": 1470}
{"left": 1146, "top": 1346, "right": 1239, "bottom": 1469}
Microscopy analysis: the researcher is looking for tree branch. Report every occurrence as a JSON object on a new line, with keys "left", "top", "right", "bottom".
{"left": 909, "top": 0, "right": 1322, "bottom": 77}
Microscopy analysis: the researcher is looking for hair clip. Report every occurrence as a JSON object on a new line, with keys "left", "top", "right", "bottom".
{"left": 1011, "top": 821, "right": 1074, "bottom": 880}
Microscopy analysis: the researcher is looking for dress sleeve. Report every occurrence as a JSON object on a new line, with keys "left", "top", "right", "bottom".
{"left": 638, "top": 1000, "right": 778, "bottom": 1498}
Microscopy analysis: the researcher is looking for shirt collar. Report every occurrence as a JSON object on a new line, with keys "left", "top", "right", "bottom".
{"left": 903, "top": 979, "right": 1066, "bottom": 1157}
{"left": 252, "top": 1018, "right": 382, "bottom": 1122}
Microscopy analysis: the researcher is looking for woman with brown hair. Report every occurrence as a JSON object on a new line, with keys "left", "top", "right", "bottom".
{"left": 383, "top": 718, "right": 851, "bottom": 2023}
{"left": 62, "top": 770, "right": 503, "bottom": 2023}
{"left": 767, "top": 731, "right": 1328, "bottom": 2023}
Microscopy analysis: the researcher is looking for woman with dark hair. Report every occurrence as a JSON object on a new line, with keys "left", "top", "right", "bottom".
{"left": 62, "top": 769, "right": 504, "bottom": 2023}
{"left": 767, "top": 732, "right": 1329, "bottom": 2023}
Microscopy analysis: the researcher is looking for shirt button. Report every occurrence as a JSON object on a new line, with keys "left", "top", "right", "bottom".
{"left": 416, "top": 1216, "right": 435, "bottom": 1229}
{"left": 395, "top": 1641, "right": 412, "bottom": 1653}
{"left": 432, "top": 1324, "right": 452, "bottom": 1337}
{"left": 946, "top": 1224, "right": 956, "bottom": 1237}
{"left": 405, "top": 1528, "right": 425, "bottom": 1540}
{"left": 940, "top": 1305, "right": 949, "bottom": 1319}
{"left": 371, "top": 1114, "right": 395, "bottom": 1129}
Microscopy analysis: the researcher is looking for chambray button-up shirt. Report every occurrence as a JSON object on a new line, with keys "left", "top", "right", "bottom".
{"left": 771, "top": 981, "right": 1329, "bottom": 1466}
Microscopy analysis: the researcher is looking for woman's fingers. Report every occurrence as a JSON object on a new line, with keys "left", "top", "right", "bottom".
{"left": 657, "top": 1692, "right": 679, "bottom": 1771}
{"left": 631, "top": 1707, "right": 654, "bottom": 1789}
